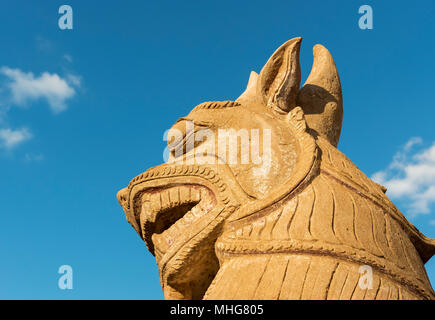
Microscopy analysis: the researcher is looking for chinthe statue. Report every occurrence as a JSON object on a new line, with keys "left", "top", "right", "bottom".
{"left": 117, "top": 38, "right": 435, "bottom": 300}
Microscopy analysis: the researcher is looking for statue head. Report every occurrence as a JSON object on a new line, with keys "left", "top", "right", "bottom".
{"left": 117, "top": 37, "right": 411, "bottom": 299}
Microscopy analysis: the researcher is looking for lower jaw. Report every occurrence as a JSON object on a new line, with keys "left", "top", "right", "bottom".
{"left": 153, "top": 204, "right": 235, "bottom": 300}
{"left": 126, "top": 164, "right": 247, "bottom": 298}
{"left": 158, "top": 237, "right": 221, "bottom": 300}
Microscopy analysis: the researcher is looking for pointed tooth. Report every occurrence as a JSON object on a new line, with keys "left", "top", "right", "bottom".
{"left": 170, "top": 221, "right": 181, "bottom": 237}
{"left": 168, "top": 215, "right": 182, "bottom": 233}
{"left": 150, "top": 193, "right": 161, "bottom": 212}
{"left": 200, "top": 188, "right": 209, "bottom": 201}
{"left": 195, "top": 201, "right": 207, "bottom": 212}
{"left": 142, "top": 193, "right": 150, "bottom": 202}
{"left": 160, "top": 190, "right": 170, "bottom": 209}
{"left": 190, "top": 206, "right": 202, "bottom": 217}
{"left": 152, "top": 234, "right": 166, "bottom": 252}
{"left": 191, "top": 187, "right": 201, "bottom": 203}
{"left": 199, "top": 195, "right": 214, "bottom": 212}
{"left": 141, "top": 201, "right": 153, "bottom": 222}
{"left": 179, "top": 186, "right": 190, "bottom": 204}
{"left": 169, "top": 188, "right": 180, "bottom": 206}
{"left": 183, "top": 210, "right": 197, "bottom": 223}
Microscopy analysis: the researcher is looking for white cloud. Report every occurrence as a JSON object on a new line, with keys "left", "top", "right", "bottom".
{"left": 0, "top": 67, "right": 80, "bottom": 113}
{"left": 372, "top": 138, "right": 435, "bottom": 216}
{"left": 24, "top": 153, "right": 44, "bottom": 162}
{"left": 0, "top": 127, "right": 32, "bottom": 149}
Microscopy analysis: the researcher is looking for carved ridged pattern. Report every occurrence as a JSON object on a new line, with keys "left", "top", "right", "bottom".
{"left": 216, "top": 172, "right": 434, "bottom": 299}
{"left": 205, "top": 255, "right": 421, "bottom": 300}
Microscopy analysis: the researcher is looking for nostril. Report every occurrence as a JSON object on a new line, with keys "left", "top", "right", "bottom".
{"left": 167, "top": 120, "right": 192, "bottom": 155}
{"left": 167, "top": 121, "right": 209, "bottom": 158}
{"left": 117, "top": 187, "right": 128, "bottom": 206}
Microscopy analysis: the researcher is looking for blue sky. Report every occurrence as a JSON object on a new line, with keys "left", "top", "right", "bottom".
{"left": 0, "top": 0, "right": 434, "bottom": 299}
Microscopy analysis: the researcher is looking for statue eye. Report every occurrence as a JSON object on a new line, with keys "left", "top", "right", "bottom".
{"left": 167, "top": 120, "right": 210, "bottom": 157}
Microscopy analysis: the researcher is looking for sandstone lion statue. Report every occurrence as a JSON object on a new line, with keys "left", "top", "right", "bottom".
{"left": 117, "top": 38, "right": 435, "bottom": 300}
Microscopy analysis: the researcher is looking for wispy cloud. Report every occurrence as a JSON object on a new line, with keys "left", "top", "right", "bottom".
{"left": 66, "top": 74, "right": 81, "bottom": 87}
{"left": 0, "top": 127, "right": 32, "bottom": 149}
{"left": 24, "top": 153, "right": 44, "bottom": 162}
{"left": 0, "top": 67, "right": 80, "bottom": 113}
{"left": 63, "top": 54, "right": 73, "bottom": 63}
{"left": 372, "top": 138, "right": 435, "bottom": 216}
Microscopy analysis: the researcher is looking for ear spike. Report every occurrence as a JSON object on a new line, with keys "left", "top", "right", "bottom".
{"left": 257, "top": 37, "right": 302, "bottom": 113}
{"left": 297, "top": 44, "right": 343, "bottom": 146}
{"left": 236, "top": 71, "right": 258, "bottom": 103}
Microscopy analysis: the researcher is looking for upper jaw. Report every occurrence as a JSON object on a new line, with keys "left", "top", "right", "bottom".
{"left": 117, "top": 162, "right": 249, "bottom": 261}
{"left": 141, "top": 184, "right": 217, "bottom": 259}
{"left": 117, "top": 161, "right": 257, "bottom": 299}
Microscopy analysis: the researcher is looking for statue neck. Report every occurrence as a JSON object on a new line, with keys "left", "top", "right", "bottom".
{"left": 204, "top": 254, "right": 291, "bottom": 300}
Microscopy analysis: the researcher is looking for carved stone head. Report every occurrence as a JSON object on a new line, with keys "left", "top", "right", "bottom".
{"left": 117, "top": 38, "right": 435, "bottom": 300}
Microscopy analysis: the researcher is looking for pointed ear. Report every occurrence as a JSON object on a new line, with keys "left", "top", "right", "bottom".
{"left": 257, "top": 37, "right": 302, "bottom": 113}
{"left": 297, "top": 44, "right": 343, "bottom": 147}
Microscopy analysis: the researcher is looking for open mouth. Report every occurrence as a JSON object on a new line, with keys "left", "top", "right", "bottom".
{"left": 140, "top": 184, "right": 216, "bottom": 258}
{"left": 119, "top": 163, "right": 249, "bottom": 299}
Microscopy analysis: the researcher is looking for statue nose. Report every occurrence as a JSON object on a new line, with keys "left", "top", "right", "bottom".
{"left": 117, "top": 187, "right": 129, "bottom": 208}
{"left": 117, "top": 186, "right": 142, "bottom": 237}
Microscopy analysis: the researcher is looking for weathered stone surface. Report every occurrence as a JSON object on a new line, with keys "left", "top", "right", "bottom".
{"left": 117, "top": 38, "right": 435, "bottom": 300}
